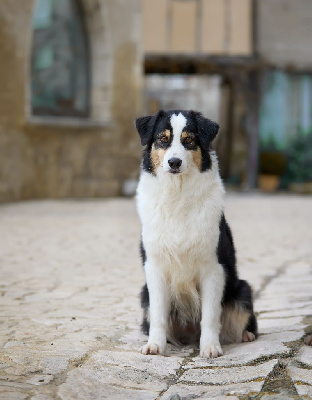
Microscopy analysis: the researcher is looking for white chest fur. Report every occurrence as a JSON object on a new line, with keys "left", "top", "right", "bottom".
{"left": 137, "top": 157, "right": 225, "bottom": 319}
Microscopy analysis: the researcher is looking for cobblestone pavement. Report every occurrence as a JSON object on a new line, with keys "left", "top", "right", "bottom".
{"left": 0, "top": 194, "right": 312, "bottom": 400}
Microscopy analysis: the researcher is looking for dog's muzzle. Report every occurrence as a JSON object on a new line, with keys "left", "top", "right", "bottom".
{"left": 168, "top": 157, "right": 182, "bottom": 173}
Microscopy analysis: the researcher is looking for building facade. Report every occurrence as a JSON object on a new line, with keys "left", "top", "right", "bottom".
{"left": 0, "top": 0, "right": 142, "bottom": 202}
{"left": 1, "top": 0, "right": 312, "bottom": 202}
{"left": 142, "top": 0, "right": 312, "bottom": 189}
{"left": 142, "top": 0, "right": 257, "bottom": 186}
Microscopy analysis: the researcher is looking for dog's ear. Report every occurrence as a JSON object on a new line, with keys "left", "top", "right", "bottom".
{"left": 135, "top": 110, "right": 164, "bottom": 146}
{"left": 192, "top": 111, "right": 219, "bottom": 149}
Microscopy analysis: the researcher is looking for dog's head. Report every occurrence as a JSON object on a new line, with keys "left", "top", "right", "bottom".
{"left": 135, "top": 110, "right": 219, "bottom": 175}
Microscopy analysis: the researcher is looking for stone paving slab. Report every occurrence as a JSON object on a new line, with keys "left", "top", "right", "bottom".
{"left": 295, "top": 346, "right": 312, "bottom": 367}
{"left": 295, "top": 384, "right": 312, "bottom": 399}
{"left": 163, "top": 382, "right": 262, "bottom": 399}
{"left": 0, "top": 195, "right": 312, "bottom": 399}
{"left": 185, "top": 336, "right": 292, "bottom": 369}
{"left": 179, "top": 360, "right": 278, "bottom": 385}
{"left": 288, "top": 365, "right": 312, "bottom": 386}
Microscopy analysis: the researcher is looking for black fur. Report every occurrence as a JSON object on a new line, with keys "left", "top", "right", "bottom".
{"left": 142, "top": 145, "right": 154, "bottom": 174}
{"left": 217, "top": 213, "right": 239, "bottom": 304}
{"left": 135, "top": 110, "right": 164, "bottom": 146}
{"left": 192, "top": 110, "right": 219, "bottom": 149}
{"left": 140, "top": 240, "right": 150, "bottom": 334}
{"left": 200, "top": 147, "right": 212, "bottom": 172}
{"left": 140, "top": 239, "right": 146, "bottom": 264}
{"left": 217, "top": 213, "right": 257, "bottom": 338}
{"left": 246, "top": 312, "right": 258, "bottom": 336}
{"left": 140, "top": 283, "right": 150, "bottom": 335}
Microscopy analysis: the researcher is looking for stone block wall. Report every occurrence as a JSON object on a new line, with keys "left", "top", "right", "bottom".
{"left": 0, "top": 0, "right": 143, "bottom": 202}
{"left": 257, "top": 0, "right": 312, "bottom": 69}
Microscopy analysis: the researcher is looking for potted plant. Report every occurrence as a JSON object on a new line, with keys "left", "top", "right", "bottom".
{"left": 283, "top": 130, "right": 312, "bottom": 194}
{"left": 258, "top": 135, "right": 288, "bottom": 192}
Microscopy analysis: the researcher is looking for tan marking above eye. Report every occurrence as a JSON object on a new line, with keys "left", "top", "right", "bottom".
{"left": 182, "top": 131, "right": 195, "bottom": 143}
{"left": 159, "top": 129, "right": 171, "bottom": 143}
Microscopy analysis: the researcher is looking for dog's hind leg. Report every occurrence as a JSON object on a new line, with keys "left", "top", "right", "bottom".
{"left": 238, "top": 279, "right": 258, "bottom": 341}
{"left": 220, "top": 279, "right": 258, "bottom": 344}
{"left": 243, "top": 312, "right": 257, "bottom": 342}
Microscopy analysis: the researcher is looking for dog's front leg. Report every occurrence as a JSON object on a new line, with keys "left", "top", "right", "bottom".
{"left": 141, "top": 259, "right": 169, "bottom": 356}
{"left": 200, "top": 264, "right": 225, "bottom": 358}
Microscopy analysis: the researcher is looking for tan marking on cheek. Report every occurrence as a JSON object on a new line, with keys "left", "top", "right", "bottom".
{"left": 192, "top": 148, "right": 202, "bottom": 170}
{"left": 151, "top": 145, "right": 166, "bottom": 174}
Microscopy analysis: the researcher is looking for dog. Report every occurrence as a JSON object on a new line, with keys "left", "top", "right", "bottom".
{"left": 135, "top": 110, "right": 257, "bottom": 358}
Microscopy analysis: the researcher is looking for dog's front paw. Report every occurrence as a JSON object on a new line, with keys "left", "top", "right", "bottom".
{"left": 200, "top": 344, "right": 223, "bottom": 358}
{"left": 140, "top": 343, "right": 166, "bottom": 355}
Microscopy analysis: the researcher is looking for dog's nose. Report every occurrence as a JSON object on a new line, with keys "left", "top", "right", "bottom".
{"left": 168, "top": 157, "right": 182, "bottom": 170}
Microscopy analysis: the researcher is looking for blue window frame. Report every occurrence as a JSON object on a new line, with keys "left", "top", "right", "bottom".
{"left": 31, "top": 0, "right": 90, "bottom": 117}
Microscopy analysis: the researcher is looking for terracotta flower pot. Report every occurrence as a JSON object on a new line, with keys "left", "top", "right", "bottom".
{"left": 258, "top": 174, "right": 280, "bottom": 193}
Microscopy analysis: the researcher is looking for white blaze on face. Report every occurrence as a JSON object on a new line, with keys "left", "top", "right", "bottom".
{"left": 163, "top": 113, "right": 189, "bottom": 173}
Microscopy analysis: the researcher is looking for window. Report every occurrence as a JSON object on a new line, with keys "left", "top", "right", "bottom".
{"left": 31, "top": 0, "right": 90, "bottom": 117}
{"left": 260, "top": 71, "right": 312, "bottom": 150}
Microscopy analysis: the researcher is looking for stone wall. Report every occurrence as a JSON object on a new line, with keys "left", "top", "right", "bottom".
{"left": 257, "top": 0, "right": 312, "bottom": 69}
{"left": 0, "top": 0, "right": 143, "bottom": 202}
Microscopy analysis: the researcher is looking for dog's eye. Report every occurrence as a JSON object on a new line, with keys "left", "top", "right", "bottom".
{"left": 160, "top": 135, "right": 169, "bottom": 143}
{"left": 184, "top": 137, "right": 193, "bottom": 144}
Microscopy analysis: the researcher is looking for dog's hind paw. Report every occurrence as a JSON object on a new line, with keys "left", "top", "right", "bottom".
{"left": 304, "top": 335, "right": 312, "bottom": 346}
{"left": 140, "top": 343, "right": 165, "bottom": 355}
{"left": 242, "top": 330, "right": 256, "bottom": 342}
{"left": 200, "top": 344, "right": 223, "bottom": 358}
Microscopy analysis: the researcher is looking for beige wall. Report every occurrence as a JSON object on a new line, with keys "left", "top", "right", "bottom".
{"left": 0, "top": 0, "right": 143, "bottom": 202}
{"left": 258, "top": 0, "right": 312, "bottom": 68}
{"left": 143, "top": 0, "right": 252, "bottom": 55}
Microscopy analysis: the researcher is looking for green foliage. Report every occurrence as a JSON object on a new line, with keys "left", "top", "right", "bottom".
{"left": 284, "top": 131, "right": 312, "bottom": 183}
{"left": 259, "top": 133, "right": 283, "bottom": 152}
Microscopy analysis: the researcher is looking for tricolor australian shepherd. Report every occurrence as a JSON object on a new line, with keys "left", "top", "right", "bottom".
{"left": 135, "top": 110, "right": 257, "bottom": 358}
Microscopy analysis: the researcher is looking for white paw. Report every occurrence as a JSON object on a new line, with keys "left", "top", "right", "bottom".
{"left": 200, "top": 344, "right": 223, "bottom": 358}
{"left": 140, "top": 343, "right": 165, "bottom": 355}
{"left": 242, "top": 330, "right": 256, "bottom": 342}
